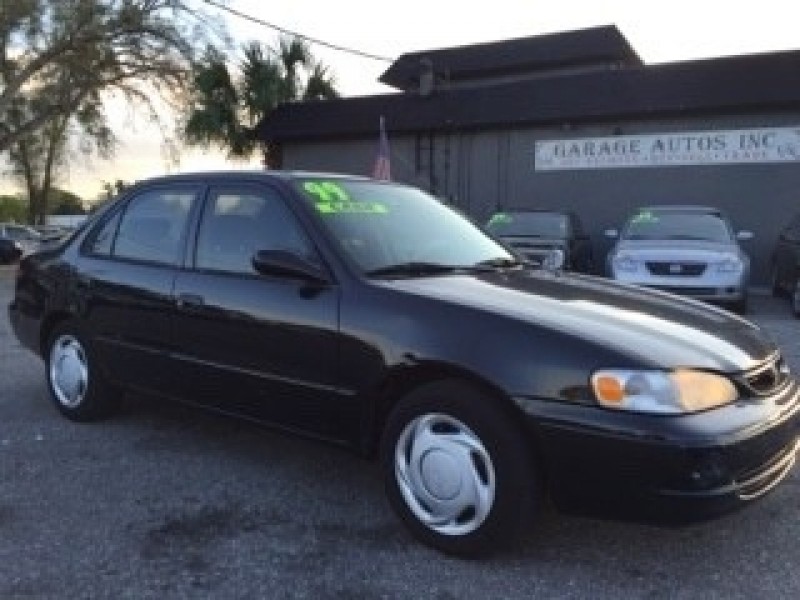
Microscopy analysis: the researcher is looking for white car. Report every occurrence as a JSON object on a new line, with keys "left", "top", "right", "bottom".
{"left": 606, "top": 206, "right": 752, "bottom": 313}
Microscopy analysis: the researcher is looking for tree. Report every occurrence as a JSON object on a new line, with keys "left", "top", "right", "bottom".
{"left": 184, "top": 36, "right": 338, "bottom": 165}
{"left": 101, "top": 178, "right": 129, "bottom": 200}
{"left": 0, "top": 0, "right": 212, "bottom": 153}
{"left": 1, "top": 0, "right": 217, "bottom": 223}
{"left": 0, "top": 194, "right": 26, "bottom": 222}
{"left": 50, "top": 187, "right": 86, "bottom": 215}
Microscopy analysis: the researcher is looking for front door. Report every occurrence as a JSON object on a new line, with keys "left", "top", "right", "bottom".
{"left": 170, "top": 183, "right": 351, "bottom": 440}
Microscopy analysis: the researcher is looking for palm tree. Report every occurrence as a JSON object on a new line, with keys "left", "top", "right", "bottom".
{"left": 184, "top": 36, "right": 338, "bottom": 163}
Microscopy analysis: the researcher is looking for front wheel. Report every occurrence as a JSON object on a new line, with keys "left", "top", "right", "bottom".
{"left": 46, "top": 321, "right": 121, "bottom": 421}
{"left": 380, "top": 380, "right": 539, "bottom": 557}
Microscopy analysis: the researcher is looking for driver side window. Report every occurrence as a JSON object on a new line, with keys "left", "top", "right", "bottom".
{"left": 195, "top": 186, "right": 315, "bottom": 275}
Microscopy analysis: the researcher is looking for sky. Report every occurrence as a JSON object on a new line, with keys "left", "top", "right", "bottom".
{"left": 4, "top": 0, "right": 800, "bottom": 202}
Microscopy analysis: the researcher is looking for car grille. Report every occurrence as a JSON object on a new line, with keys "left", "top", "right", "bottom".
{"left": 509, "top": 245, "right": 551, "bottom": 265}
{"left": 646, "top": 261, "right": 707, "bottom": 276}
{"left": 737, "top": 354, "right": 791, "bottom": 397}
{"left": 647, "top": 286, "right": 717, "bottom": 296}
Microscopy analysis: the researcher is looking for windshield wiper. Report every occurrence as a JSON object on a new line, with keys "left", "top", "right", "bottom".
{"left": 366, "top": 262, "right": 462, "bottom": 279}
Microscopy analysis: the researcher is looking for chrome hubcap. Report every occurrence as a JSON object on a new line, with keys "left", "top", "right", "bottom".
{"left": 49, "top": 335, "right": 89, "bottom": 408}
{"left": 394, "top": 413, "right": 495, "bottom": 536}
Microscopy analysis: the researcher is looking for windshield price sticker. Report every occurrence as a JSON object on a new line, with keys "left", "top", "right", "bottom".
{"left": 488, "top": 213, "right": 512, "bottom": 225}
{"left": 302, "top": 180, "right": 389, "bottom": 214}
{"left": 632, "top": 211, "right": 658, "bottom": 223}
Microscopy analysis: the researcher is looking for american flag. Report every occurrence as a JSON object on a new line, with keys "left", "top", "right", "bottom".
{"left": 372, "top": 116, "right": 391, "bottom": 181}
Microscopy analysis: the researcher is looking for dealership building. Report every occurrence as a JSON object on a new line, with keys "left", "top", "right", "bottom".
{"left": 256, "top": 26, "right": 800, "bottom": 282}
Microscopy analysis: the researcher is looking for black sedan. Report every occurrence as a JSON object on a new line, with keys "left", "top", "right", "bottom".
{"left": 9, "top": 172, "right": 800, "bottom": 557}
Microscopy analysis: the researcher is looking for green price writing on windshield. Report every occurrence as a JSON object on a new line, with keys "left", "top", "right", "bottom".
{"left": 303, "top": 181, "right": 350, "bottom": 204}
{"left": 302, "top": 180, "right": 389, "bottom": 215}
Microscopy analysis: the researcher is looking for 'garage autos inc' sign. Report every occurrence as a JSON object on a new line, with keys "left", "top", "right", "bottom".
{"left": 534, "top": 127, "right": 800, "bottom": 171}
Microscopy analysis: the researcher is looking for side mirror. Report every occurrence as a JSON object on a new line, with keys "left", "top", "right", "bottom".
{"left": 604, "top": 228, "right": 619, "bottom": 239}
{"left": 252, "top": 249, "right": 330, "bottom": 284}
{"left": 736, "top": 230, "right": 754, "bottom": 241}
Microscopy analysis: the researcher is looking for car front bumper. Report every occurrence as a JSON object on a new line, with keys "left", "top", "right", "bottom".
{"left": 612, "top": 270, "right": 747, "bottom": 304}
{"left": 514, "top": 378, "right": 800, "bottom": 524}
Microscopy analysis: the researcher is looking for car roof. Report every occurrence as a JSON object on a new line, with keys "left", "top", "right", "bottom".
{"left": 490, "top": 208, "right": 577, "bottom": 219}
{"left": 129, "top": 170, "right": 375, "bottom": 187}
{"left": 635, "top": 205, "right": 722, "bottom": 214}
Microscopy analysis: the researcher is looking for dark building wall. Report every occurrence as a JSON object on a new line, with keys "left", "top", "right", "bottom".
{"left": 280, "top": 112, "right": 800, "bottom": 284}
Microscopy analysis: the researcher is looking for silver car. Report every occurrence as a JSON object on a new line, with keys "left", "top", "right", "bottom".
{"left": 606, "top": 206, "right": 752, "bottom": 313}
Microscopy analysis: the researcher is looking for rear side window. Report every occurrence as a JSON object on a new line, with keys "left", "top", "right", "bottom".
{"left": 104, "top": 188, "right": 196, "bottom": 265}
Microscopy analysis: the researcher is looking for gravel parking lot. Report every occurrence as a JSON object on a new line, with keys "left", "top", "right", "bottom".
{"left": 1, "top": 264, "right": 798, "bottom": 599}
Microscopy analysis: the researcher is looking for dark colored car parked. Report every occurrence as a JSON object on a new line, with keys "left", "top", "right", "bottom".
{"left": 0, "top": 237, "right": 22, "bottom": 264}
{"left": 770, "top": 214, "right": 800, "bottom": 315}
{"left": 485, "top": 209, "right": 594, "bottom": 273}
{"left": 9, "top": 172, "right": 800, "bottom": 557}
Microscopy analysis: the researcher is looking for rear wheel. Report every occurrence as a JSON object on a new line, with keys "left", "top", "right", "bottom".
{"left": 46, "top": 321, "right": 121, "bottom": 421}
{"left": 380, "top": 379, "right": 539, "bottom": 557}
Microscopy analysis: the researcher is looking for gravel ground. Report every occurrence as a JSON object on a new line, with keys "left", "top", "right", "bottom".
{"left": 0, "top": 264, "right": 798, "bottom": 599}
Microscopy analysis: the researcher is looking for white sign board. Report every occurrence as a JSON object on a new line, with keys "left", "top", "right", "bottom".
{"left": 534, "top": 127, "right": 800, "bottom": 171}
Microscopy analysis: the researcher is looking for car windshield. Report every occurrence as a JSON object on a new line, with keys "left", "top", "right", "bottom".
{"left": 486, "top": 211, "right": 568, "bottom": 238}
{"left": 294, "top": 178, "right": 515, "bottom": 274}
{"left": 622, "top": 211, "right": 733, "bottom": 243}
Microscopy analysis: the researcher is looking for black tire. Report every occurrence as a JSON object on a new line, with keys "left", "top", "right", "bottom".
{"left": 45, "top": 320, "right": 121, "bottom": 421}
{"left": 380, "top": 379, "right": 539, "bottom": 557}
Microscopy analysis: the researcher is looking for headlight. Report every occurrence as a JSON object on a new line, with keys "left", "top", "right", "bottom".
{"left": 543, "top": 248, "right": 564, "bottom": 270}
{"left": 716, "top": 255, "right": 743, "bottom": 273}
{"left": 612, "top": 255, "right": 638, "bottom": 272}
{"left": 591, "top": 369, "right": 737, "bottom": 414}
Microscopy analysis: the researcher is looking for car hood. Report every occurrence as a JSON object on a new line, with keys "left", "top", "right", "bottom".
{"left": 499, "top": 235, "right": 565, "bottom": 248}
{"left": 378, "top": 270, "right": 773, "bottom": 372}
{"left": 613, "top": 239, "right": 744, "bottom": 260}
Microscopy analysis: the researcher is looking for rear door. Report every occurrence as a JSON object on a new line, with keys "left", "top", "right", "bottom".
{"left": 77, "top": 183, "right": 202, "bottom": 390}
{"left": 169, "top": 182, "right": 349, "bottom": 440}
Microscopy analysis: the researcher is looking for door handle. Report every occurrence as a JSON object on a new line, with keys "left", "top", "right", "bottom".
{"left": 176, "top": 293, "right": 204, "bottom": 307}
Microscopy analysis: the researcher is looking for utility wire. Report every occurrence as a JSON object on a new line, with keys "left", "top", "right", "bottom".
{"left": 201, "top": 0, "right": 394, "bottom": 63}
